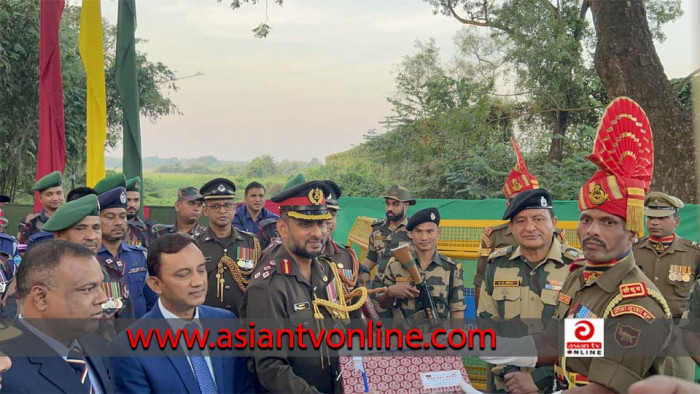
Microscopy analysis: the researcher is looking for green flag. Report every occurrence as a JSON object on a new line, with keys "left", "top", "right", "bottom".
{"left": 115, "top": 0, "right": 143, "bottom": 216}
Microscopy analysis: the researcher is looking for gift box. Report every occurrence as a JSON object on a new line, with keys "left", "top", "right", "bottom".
{"left": 340, "top": 350, "right": 470, "bottom": 393}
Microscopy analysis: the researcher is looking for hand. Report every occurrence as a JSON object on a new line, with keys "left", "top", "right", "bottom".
{"left": 504, "top": 371, "right": 538, "bottom": 394}
{"left": 388, "top": 283, "right": 420, "bottom": 299}
{"left": 628, "top": 375, "right": 700, "bottom": 394}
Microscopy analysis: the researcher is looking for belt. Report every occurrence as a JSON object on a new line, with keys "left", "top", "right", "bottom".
{"left": 554, "top": 363, "right": 589, "bottom": 386}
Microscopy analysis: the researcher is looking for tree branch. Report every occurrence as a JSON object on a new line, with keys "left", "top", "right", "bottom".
{"left": 672, "top": 67, "right": 700, "bottom": 91}
{"left": 579, "top": 0, "right": 590, "bottom": 19}
{"left": 446, "top": 0, "right": 491, "bottom": 27}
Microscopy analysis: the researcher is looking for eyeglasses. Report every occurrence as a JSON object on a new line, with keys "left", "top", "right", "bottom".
{"left": 206, "top": 202, "right": 235, "bottom": 211}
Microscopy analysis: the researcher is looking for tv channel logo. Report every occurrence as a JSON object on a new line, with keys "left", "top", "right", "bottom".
{"left": 564, "top": 319, "right": 604, "bottom": 357}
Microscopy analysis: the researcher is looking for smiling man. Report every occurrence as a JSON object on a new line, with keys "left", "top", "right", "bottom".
{"left": 0, "top": 240, "right": 113, "bottom": 393}
{"left": 477, "top": 189, "right": 580, "bottom": 394}
{"left": 110, "top": 233, "right": 253, "bottom": 393}
{"left": 45, "top": 194, "right": 102, "bottom": 253}
{"left": 17, "top": 171, "right": 64, "bottom": 244}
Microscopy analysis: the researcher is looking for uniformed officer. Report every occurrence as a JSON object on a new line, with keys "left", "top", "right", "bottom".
{"left": 17, "top": 171, "right": 63, "bottom": 244}
{"left": 359, "top": 185, "right": 415, "bottom": 296}
{"left": 93, "top": 172, "right": 127, "bottom": 194}
{"left": 152, "top": 187, "right": 206, "bottom": 238}
{"left": 320, "top": 180, "right": 360, "bottom": 292}
{"left": 125, "top": 177, "right": 155, "bottom": 247}
{"left": 633, "top": 192, "right": 700, "bottom": 316}
{"left": 96, "top": 187, "right": 154, "bottom": 323}
{"left": 196, "top": 178, "right": 259, "bottom": 315}
{"left": 242, "top": 180, "right": 347, "bottom": 393}
{"left": 380, "top": 207, "right": 466, "bottom": 328}
{"left": 478, "top": 189, "right": 581, "bottom": 393}
{"left": 474, "top": 137, "right": 567, "bottom": 307}
{"left": 44, "top": 194, "right": 102, "bottom": 254}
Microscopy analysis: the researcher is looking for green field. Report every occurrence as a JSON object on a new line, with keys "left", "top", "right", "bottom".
{"left": 142, "top": 171, "right": 290, "bottom": 206}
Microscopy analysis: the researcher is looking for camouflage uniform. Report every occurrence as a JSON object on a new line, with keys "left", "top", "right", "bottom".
{"left": 126, "top": 217, "right": 155, "bottom": 247}
{"left": 382, "top": 251, "right": 465, "bottom": 325}
{"left": 367, "top": 217, "right": 412, "bottom": 287}
{"left": 478, "top": 239, "right": 580, "bottom": 393}
{"left": 547, "top": 253, "right": 672, "bottom": 392}
{"left": 633, "top": 236, "right": 700, "bottom": 317}
{"left": 151, "top": 222, "right": 206, "bottom": 239}
{"left": 475, "top": 224, "right": 567, "bottom": 288}
{"left": 17, "top": 209, "right": 50, "bottom": 244}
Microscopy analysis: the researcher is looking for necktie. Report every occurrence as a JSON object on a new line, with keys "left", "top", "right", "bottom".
{"left": 185, "top": 323, "right": 217, "bottom": 393}
{"left": 66, "top": 345, "right": 93, "bottom": 393}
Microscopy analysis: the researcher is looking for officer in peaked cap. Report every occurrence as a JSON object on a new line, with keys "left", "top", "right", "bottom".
{"left": 477, "top": 189, "right": 580, "bottom": 393}
{"left": 17, "top": 171, "right": 64, "bottom": 244}
{"left": 633, "top": 192, "right": 699, "bottom": 380}
{"left": 125, "top": 177, "right": 155, "bottom": 248}
{"left": 44, "top": 194, "right": 102, "bottom": 254}
{"left": 196, "top": 178, "right": 259, "bottom": 316}
{"left": 96, "top": 187, "right": 155, "bottom": 327}
{"left": 242, "top": 180, "right": 344, "bottom": 393}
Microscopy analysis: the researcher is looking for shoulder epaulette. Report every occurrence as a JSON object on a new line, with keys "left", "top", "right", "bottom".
{"left": 563, "top": 247, "right": 583, "bottom": 262}
{"left": 438, "top": 254, "right": 456, "bottom": 266}
{"left": 633, "top": 237, "right": 647, "bottom": 245}
{"left": 144, "top": 218, "right": 157, "bottom": 227}
{"left": 252, "top": 259, "right": 277, "bottom": 281}
{"left": 239, "top": 229, "right": 256, "bottom": 238}
{"left": 22, "top": 212, "right": 40, "bottom": 223}
{"left": 371, "top": 218, "right": 386, "bottom": 227}
{"left": 680, "top": 238, "right": 700, "bottom": 250}
{"left": 123, "top": 243, "right": 147, "bottom": 252}
{"left": 488, "top": 245, "right": 514, "bottom": 261}
{"left": 483, "top": 227, "right": 492, "bottom": 237}
{"left": 569, "top": 258, "right": 586, "bottom": 272}
{"left": 0, "top": 233, "right": 16, "bottom": 242}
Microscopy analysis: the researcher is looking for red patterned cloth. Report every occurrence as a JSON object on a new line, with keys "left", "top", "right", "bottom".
{"left": 340, "top": 350, "right": 470, "bottom": 393}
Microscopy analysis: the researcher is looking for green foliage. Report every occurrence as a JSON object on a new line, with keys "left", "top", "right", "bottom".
{"left": 0, "top": 2, "right": 178, "bottom": 201}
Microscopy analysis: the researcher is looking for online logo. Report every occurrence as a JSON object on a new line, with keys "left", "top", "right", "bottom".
{"left": 564, "top": 318, "right": 604, "bottom": 357}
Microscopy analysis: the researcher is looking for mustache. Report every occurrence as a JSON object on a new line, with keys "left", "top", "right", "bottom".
{"left": 581, "top": 236, "right": 606, "bottom": 247}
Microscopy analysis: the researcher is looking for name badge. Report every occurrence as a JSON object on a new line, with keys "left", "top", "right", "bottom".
{"left": 294, "top": 302, "right": 310, "bottom": 311}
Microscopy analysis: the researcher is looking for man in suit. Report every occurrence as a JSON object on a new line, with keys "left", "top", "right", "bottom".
{"left": 110, "top": 233, "right": 253, "bottom": 393}
{"left": 0, "top": 239, "right": 113, "bottom": 393}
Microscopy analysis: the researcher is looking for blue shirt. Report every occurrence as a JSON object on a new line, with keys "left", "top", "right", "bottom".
{"left": 97, "top": 242, "right": 155, "bottom": 318}
{"left": 233, "top": 204, "right": 279, "bottom": 235}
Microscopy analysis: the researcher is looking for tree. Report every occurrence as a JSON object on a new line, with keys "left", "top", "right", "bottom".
{"left": 0, "top": 2, "right": 178, "bottom": 201}
{"left": 588, "top": 0, "right": 695, "bottom": 201}
{"left": 245, "top": 154, "right": 278, "bottom": 178}
{"left": 424, "top": 0, "right": 694, "bottom": 201}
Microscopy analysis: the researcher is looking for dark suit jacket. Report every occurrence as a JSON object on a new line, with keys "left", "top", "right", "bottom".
{"left": 109, "top": 303, "right": 253, "bottom": 393}
{"left": 0, "top": 324, "right": 114, "bottom": 393}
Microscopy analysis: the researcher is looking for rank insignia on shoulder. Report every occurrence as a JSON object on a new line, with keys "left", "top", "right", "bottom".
{"left": 620, "top": 282, "right": 648, "bottom": 299}
{"left": 254, "top": 272, "right": 261, "bottom": 279}
{"left": 480, "top": 233, "right": 492, "bottom": 249}
{"left": 456, "top": 263, "right": 462, "bottom": 271}
{"left": 269, "top": 261, "right": 276, "bottom": 266}
{"left": 489, "top": 246, "right": 510, "bottom": 260}
{"left": 371, "top": 218, "right": 386, "bottom": 226}
{"left": 262, "top": 271, "right": 270, "bottom": 279}
{"left": 281, "top": 259, "right": 292, "bottom": 274}
{"left": 484, "top": 227, "right": 492, "bottom": 236}
{"left": 294, "top": 302, "right": 310, "bottom": 311}
{"left": 610, "top": 304, "right": 655, "bottom": 321}
{"left": 614, "top": 323, "right": 641, "bottom": 349}
{"left": 558, "top": 292, "right": 572, "bottom": 305}
{"left": 263, "top": 266, "right": 271, "bottom": 271}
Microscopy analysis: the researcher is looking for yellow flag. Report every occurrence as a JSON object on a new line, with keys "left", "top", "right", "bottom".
{"left": 79, "top": 0, "right": 106, "bottom": 187}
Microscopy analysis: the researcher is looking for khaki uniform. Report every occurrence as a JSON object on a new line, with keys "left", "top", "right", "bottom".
{"left": 366, "top": 217, "right": 412, "bottom": 286}
{"left": 549, "top": 253, "right": 672, "bottom": 393}
{"left": 241, "top": 245, "right": 341, "bottom": 393}
{"left": 478, "top": 239, "right": 580, "bottom": 393}
{"left": 196, "top": 226, "right": 259, "bottom": 315}
{"left": 633, "top": 236, "right": 700, "bottom": 317}
{"left": 382, "top": 250, "right": 465, "bottom": 324}
{"left": 475, "top": 224, "right": 567, "bottom": 287}
{"left": 17, "top": 209, "right": 50, "bottom": 244}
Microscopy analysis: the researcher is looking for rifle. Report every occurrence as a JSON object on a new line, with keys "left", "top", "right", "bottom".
{"left": 390, "top": 244, "right": 440, "bottom": 326}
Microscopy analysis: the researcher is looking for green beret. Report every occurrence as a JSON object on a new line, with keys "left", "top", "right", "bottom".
{"left": 43, "top": 194, "right": 100, "bottom": 232}
{"left": 94, "top": 173, "right": 127, "bottom": 194}
{"left": 282, "top": 174, "right": 306, "bottom": 191}
{"left": 126, "top": 177, "right": 141, "bottom": 192}
{"left": 32, "top": 171, "right": 62, "bottom": 192}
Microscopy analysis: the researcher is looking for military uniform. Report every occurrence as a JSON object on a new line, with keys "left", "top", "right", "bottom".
{"left": 549, "top": 254, "right": 671, "bottom": 392}
{"left": 126, "top": 216, "right": 155, "bottom": 247}
{"left": 681, "top": 279, "right": 700, "bottom": 332}
{"left": 196, "top": 226, "right": 259, "bottom": 315}
{"left": 242, "top": 179, "right": 346, "bottom": 393}
{"left": 152, "top": 222, "right": 206, "bottom": 239}
{"left": 367, "top": 217, "right": 412, "bottom": 285}
{"left": 383, "top": 251, "right": 465, "bottom": 323}
{"left": 18, "top": 171, "right": 63, "bottom": 244}
{"left": 634, "top": 236, "right": 700, "bottom": 316}
{"left": 475, "top": 224, "right": 567, "bottom": 288}
{"left": 322, "top": 237, "right": 358, "bottom": 291}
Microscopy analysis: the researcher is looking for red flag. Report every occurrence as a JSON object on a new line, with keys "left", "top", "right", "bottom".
{"left": 35, "top": 0, "right": 67, "bottom": 211}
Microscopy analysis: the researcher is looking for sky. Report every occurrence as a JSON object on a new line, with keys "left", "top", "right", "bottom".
{"left": 96, "top": 0, "right": 698, "bottom": 163}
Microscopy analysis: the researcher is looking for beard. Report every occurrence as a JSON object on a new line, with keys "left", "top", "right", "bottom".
{"left": 386, "top": 209, "right": 405, "bottom": 222}
{"left": 127, "top": 212, "right": 137, "bottom": 220}
{"left": 290, "top": 243, "right": 322, "bottom": 259}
